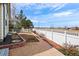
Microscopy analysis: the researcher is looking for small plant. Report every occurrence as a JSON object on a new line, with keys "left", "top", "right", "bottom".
{"left": 58, "top": 43, "right": 79, "bottom": 56}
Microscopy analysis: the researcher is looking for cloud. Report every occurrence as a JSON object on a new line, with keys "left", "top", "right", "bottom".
{"left": 15, "top": 3, "right": 65, "bottom": 15}
{"left": 53, "top": 11, "right": 73, "bottom": 17}
{"left": 33, "top": 10, "right": 42, "bottom": 14}
{"left": 29, "top": 17, "right": 47, "bottom": 23}
{"left": 31, "top": 19, "right": 47, "bottom": 23}
{"left": 53, "top": 9, "right": 79, "bottom": 17}
{"left": 32, "top": 3, "right": 63, "bottom": 10}
{"left": 22, "top": 3, "right": 63, "bottom": 9}
{"left": 54, "top": 4, "right": 66, "bottom": 11}
{"left": 31, "top": 19, "right": 39, "bottom": 23}
{"left": 15, "top": 3, "right": 79, "bottom": 27}
{"left": 31, "top": 10, "right": 74, "bottom": 19}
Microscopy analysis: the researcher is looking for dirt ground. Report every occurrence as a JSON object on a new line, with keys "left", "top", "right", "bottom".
{"left": 9, "top": 33, "right": 64, "bottom": 56}
{"left": 9, "top": 33, "right": 52, "bottom": 56}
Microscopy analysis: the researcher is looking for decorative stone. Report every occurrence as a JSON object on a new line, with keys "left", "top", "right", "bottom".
{"left": 11, "top": 40, "right": 21, "bottom": 43}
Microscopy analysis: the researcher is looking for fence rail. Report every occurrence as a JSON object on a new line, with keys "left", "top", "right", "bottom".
{"left": 35, "top": 29, "right": 79, "bottom": 46}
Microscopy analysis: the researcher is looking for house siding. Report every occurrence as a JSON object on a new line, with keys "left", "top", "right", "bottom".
{"left": 0, "top": 4, "right": 4, "bottom": 42}
{"left": 3, "top": 4, "right": 9, "bottom": 37}
{"left": 0, "top": 3, "right": 10, "bottom": 42}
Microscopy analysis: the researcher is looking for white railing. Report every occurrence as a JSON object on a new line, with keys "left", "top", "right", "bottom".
{"left": 35, "top": 29, "right": 79, "bottom": 46}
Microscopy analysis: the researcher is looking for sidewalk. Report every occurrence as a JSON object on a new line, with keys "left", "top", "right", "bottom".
{"left": 33, "top": 48, "right": 64, "bottom": 56}
{"left": 9, "top": 33, "right": 64, "bottom": 56}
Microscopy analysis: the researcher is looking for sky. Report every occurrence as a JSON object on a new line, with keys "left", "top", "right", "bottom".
{"left": 14, "top": 3, "right": 79, "bottom": 27}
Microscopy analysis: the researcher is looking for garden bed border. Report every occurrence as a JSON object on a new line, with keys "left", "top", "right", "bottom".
{"left": 0, "top": 33, "right": 26, "bottom": 49}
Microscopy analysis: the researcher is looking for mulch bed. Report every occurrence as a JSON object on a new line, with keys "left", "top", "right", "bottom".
{"left": 0, "top": 35, "right": 12, "bottom": 45}
{"left": 0, "top": 33, "right": 25, "bottom": 49}
{"left": 0, "top": 33, "right": 22, "bottom": 45}
{"left": 20, "top": 34, "right": 39, "bottom": 42}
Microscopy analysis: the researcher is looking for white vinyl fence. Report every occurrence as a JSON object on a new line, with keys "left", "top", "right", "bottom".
{"left": 35, "top": 29, "right": 79, "bottom": 46}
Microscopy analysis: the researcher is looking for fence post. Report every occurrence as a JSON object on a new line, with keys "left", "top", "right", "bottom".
{"left": 52, "top": 28, "right": 53, "bottom": 40}
{"left": 64, "top": 30, "right": 67, "bottom": 48}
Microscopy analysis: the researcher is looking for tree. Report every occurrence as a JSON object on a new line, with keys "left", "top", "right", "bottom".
{"left": 21, "top": 19, "right": 27, "bottom": 28}
{"left": 15, "top": 10, "right": 34, "bottom": 32}
{"left": 15, "top": 10, "right": 26, "bottom": 22}
{"left": 15, "top": 22, "right": 21, "bottom": 29}
{"left": 26, "top": 19, "right": 34, "bottom": 29}
{"left": 15, "top": 10, "right": 26, "bottom": 29}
